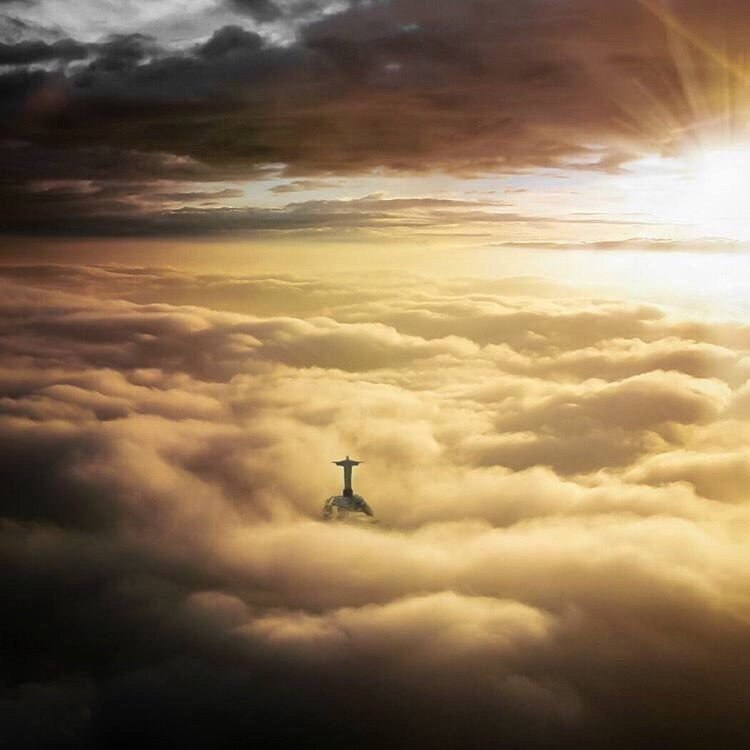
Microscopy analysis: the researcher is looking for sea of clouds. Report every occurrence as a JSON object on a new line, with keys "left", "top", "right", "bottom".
{"left": 2, "top": 264, "right": 750, "bottom": 747}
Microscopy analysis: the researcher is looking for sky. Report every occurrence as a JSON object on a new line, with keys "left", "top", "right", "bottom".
{"left": 2, "top": 0, "right": 750, "bottom": 254}
{"left": 4, "top": 1, "right": 750, "bottom": 748}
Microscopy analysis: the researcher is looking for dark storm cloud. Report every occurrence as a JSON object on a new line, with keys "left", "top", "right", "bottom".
{"left": 0, "top": 0, "right": 699, "bottom": 174}
{"left": 199, "top": 25, "right": 263, "bottom": 58}
{"left": 4, "top": 266, "right": 750, "bottom": 747}
{"left": 0, "top": 67, "right": 46, "bottom": 114}
{"left": 0, "top": 38, "right": 87, "bottom": 65}
{"left": 228, "top": 0, "right": 283, "bottom": 23}
{"left": 0, "top": 184, "right": 553, "bottom": 237}
{"left": 0, "top": 139, "right": 264, "bottom": 185}
{"left": 86, "top": 34, "right": 162, "bottom": 73}
{"left": 2, "top": 0, "right": 747, "bottom": 234}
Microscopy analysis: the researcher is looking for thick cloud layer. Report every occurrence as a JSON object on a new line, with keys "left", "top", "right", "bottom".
{"left": 3, "top": 264, "right": 750, "bottom": 747}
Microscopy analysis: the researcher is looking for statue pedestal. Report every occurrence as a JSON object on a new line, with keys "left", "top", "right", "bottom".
{"left": 322, "top": 494, "right": 375, "bottom": 522}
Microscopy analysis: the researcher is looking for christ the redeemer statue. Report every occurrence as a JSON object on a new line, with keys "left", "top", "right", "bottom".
{"left": 323, "top": 455, "right": 374, "bottom": 520}
{"left": 333, "top": 455, "right": 361, "bottom": 497}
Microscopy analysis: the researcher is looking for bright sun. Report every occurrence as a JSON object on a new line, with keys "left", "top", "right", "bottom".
{"left": 622, "top": 145, "right": 750, "bottom": 241}
{"left": 685, "top": 146, "right": 750, "bottom": 236}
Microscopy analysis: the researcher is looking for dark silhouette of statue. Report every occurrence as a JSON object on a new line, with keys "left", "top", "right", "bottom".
{"left": 323, "top": 455, "right": 374, "bottom": 521}
{"left": 333, "top": 455, "right": 361, "bottom": 497}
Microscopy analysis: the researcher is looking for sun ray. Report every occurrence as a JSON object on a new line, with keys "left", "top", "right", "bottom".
{"left": 637, "top": 0, "right": 750, "bottom": 84}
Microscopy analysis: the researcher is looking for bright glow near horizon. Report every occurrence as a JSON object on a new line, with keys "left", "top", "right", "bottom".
{"left": 664, "top": 146, "right": 750, "bottom": 238}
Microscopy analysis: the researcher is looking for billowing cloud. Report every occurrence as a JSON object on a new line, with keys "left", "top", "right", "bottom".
{"left": 229, "top": 0, "right": 283, "bottom": 23}
{"left": 3, "top": 264, "right": 750, "bottom": 746}
{"left": 0, "top": 37, "right": 88, "bottom": 65}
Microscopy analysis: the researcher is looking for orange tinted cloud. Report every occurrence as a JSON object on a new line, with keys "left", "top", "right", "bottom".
{"left": 3, "top": 265, "right": 750, "bottom": 746}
